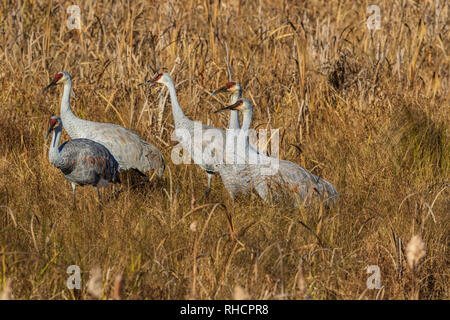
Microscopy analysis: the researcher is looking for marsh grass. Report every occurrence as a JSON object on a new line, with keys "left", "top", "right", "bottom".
{"left": 0, "top": 0, "right": 448, "bottom": 299}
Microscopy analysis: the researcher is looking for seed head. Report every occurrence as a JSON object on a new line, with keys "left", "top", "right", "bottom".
{"left": 406, "top": 235, "right": 426, "bottom": 270}
{"left": 87, "top": 266, "right": 103, "bottom": 299}
{"left": 0, "top": 279, "right": 12, "bottom": 300}
{"left": 233, "top": 285, "right": 248, "bottom": 300}
{"left": 190, "top": 221, "right": 198, "bottom": 233}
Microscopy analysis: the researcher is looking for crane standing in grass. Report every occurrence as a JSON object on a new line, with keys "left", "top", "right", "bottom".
{"left": 211, "top": 98, "right": 258, "bottom": 199}
{"left": 210, "top": 81, "right": 265, "bottom": 155}
{"left": 140, "top": 73, "right": 233, "bottom": 196}
{"left": 41, "top": 71, "right": 165, "bottom": 180}
{"left": 45, "top": 115, "right": 121, "bottom": 207}
{"left": 215, "top": 98, "right": 338, "bottom": 207}
{"left": 210, "top": 81, "right": 252, "bottom": 197}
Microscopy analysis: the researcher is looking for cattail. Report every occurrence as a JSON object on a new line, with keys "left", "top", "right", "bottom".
{"left": 87, "top": 266, "right": 103, "bottom": 299}
{"left": 406, "top": 235, "right": 426, "bottom": 270}
{"left": 233, "top": 285, "right": 248, "bottom": 300}
{"left": 0, "top": 279, "right": 12, "bottom": 300}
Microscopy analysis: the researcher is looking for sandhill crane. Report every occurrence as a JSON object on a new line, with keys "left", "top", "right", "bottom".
{"left": 216, "top": 99, "right": 338, "bottom": 207}
{"left": 211, "top": 98, "right": 258, "bottom": 198}
{"left": 41, "top": 71, "right": 165, "bottom": 180}
{"left": 210, "top": 81, "right": 265, "bottom": 155}
{"left": 210, "top": 81, "right": 275, "bottom": 198}
{"left": 45, "top": 115, "right": 120, "bottom": 207}
{"left": 262, "top": 158, "right": 339, "bottom": 207}
{"left": 140, "top": 73, "right": 232, "bottom": 196}
{"left": 210, "top": 82, "right": 253, "bottom": 198}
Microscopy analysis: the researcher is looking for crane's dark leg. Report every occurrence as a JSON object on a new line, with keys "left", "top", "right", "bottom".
{"left": 71, "top": 183, "right": 77, "bottom": 210}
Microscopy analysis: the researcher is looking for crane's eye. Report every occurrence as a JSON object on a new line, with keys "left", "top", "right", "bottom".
{"left": 153, "top": 73, "right": 163, "bottom": 82}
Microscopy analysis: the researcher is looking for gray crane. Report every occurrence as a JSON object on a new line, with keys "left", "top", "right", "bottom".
{"left": 142, "top": 74, "right": 264, "bottom": 197}
{"left": 45, "top": 115, "right": 121, "bottom": 207}
{"left": 209, "top": 81, "right": 247, "bottom": 197}
{"left": 41, "top": 71, "right": 165, "bottom": 180}
{"left": 216, "top": 99, "right": 338, "bottom": 207}
{"left": 210, "top": 81, "right": 264, "bottom": 155}
{"left": 212, "top": 98, "right": 257, "bottom": 199}
{"left": 140, "top": 73, "right": 233, "bottom": 196}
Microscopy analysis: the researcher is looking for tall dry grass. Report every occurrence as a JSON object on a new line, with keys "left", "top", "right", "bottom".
{"left": 0, "top": 0, "right": 448, "bottom": 299}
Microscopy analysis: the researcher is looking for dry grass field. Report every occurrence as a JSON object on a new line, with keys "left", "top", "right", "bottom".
{"left": 0, "top": 0, "right": 448, "bottom": 300}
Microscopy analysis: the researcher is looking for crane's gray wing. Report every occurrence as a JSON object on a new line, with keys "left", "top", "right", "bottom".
{"left": 54, "top": 141, "right": 77, "bottom": 175}
{"left": 57, "top": 139, "right": 120, "bottom": 186}
{"left": 175, "top": 122, "right": 226, "bottom": 173}
{"left": 278, "top": 159, "right": 338, "bottom": 206}
{"left": 74, "top": 122, "right": 164, "bottom": 175}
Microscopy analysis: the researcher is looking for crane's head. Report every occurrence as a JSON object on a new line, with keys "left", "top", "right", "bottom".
{"left": 45, "top": 115, "right": 62, "bottom": 139}
{"left": 139, "top": 72, "right": 172, "bottom": 88}
{"left": 210, "top": 82, "right": 242, "bottom": 97}
{"left": 41, "top": 71, "right": 71, "bottom": 94}
{"left": 214, "top": 98, "right": 252, "bottom": 114}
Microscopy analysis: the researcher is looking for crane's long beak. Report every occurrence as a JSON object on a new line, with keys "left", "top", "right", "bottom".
{"left": 45, "top": 126, "right": 54, "bottom": 139}
{"left": 138, "top": 80, "right": 155, "bottom": 88}
{"left": 139, "top": 73, "right": 163, "bottom": 88}
{"left": 210, "top": 86, "right": 228, "bottom": 97}
{"left": 41, "top": 79, "right": 57, "bottom": 94}
{"left": 214, "top": 101, "right": 240, "bottom": 113}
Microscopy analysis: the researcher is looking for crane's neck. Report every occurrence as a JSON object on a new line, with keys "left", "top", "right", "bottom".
{"left": 241, "top": 108, "right": 252, "bottom": 132}
{"left": 228, "top": 89, "right": 242, "bottom": 129}
{"left": 230, "top": 89, "right": 242, "bottom": 104}
{"left": 48, "top": 126, "right": 62, "bottom": 165}
{"left": 239, "top": 108, "right": 253, "bottom": 149}
{"left": 59, "top": 79, "right": 80, "bottom": 137}
{"left": 164, "top": 79, "right": 186, "bottom": 125}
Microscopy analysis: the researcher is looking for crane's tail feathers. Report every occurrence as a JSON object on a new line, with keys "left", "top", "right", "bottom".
{"left": 143, "top": 143, "right": 165, "bottom": 179}
{"left": 317, "top": 179, "right": 339, "bottom": 207}
{"left": 133, "top": 168, "right": 147, "bottom": 177}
